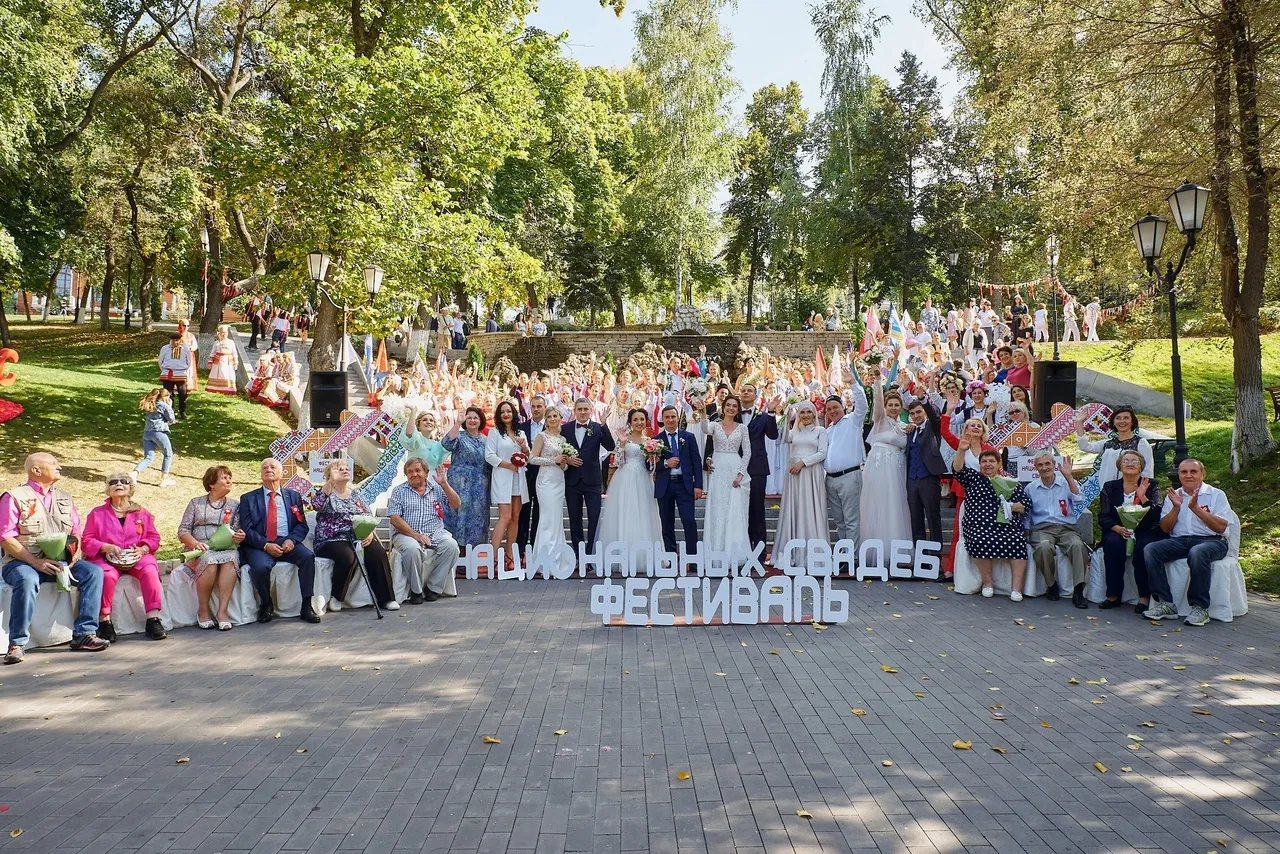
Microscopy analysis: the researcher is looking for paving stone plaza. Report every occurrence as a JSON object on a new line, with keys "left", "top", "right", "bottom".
{"left": 2, "top": 579, "right": 1278, "bottom": 854}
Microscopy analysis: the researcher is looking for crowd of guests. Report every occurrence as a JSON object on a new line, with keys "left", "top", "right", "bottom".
{"left": 1, "top": 451, "right": 463, "bottom": 664}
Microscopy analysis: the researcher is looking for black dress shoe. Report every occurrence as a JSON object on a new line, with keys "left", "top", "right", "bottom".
{"left": 408, "top": 592, "right": 425, "bottom": 605}
{"left": 1134, "top": 602, "right": 1149, "bottom": 615}
{"left": 1072, "top": 585, "right": 1089, "bottom": 609}
{"left": 300, "top": 603, "right": 321, "bottom": 624}
{"left": 146, "top": 617, "right": 168, "bottom": 640}
{"left": 97, "top": 619, "right": 117, "bottom": 642}
{"left": 257, "top": 605, "right": 273, "bottom": 624}
{"left": 422, "top": 589, "right": 440, "bottom": 602}
{"left": 1098, "top": 598, "right": 1122, "bottom": 610}
{"left": 1045, "top": 587, "right": 1060, "bottom": 602}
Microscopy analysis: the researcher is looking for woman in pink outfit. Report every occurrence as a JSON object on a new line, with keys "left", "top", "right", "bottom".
{"left": 81, "top": 472, "right": 166, "bottom": 641}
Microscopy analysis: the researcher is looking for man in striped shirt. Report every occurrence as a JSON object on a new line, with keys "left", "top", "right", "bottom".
{"left": 388, "top": 457, "right": 461, "bottom": 603}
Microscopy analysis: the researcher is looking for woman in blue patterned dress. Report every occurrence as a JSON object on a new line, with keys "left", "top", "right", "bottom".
{"left": 441, "top": 406, "right": 490, "bottom": 548}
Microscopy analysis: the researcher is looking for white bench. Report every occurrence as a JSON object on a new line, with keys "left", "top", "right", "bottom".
{"left": 953, "top": 506, "right": 1094, "bottom": 598}
{"left": 1084, "top": 509, "right": 1248, "bottom": 622}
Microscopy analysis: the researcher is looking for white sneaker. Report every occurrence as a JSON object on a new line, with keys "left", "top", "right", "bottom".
{"left": 128, "top": 471, "right": 138, "bottom": 485}
{"left": 327, "top": 597, "right": 343, "bottom": 612}
{"left": 383, "top": 600, "right": 400, "bottom": 611}
{"left": 159, "top": 476, "right": 177, "bottom": 488}
{"left": 1010, "top": 591, "right": 1024, "bottom": 603}
{"left": 981, "top": 587, "right": 994, "bottom": 598}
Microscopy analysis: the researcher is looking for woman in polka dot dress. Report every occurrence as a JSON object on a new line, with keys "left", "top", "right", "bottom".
{"left": 951, "top": 442, "right": 1031, "bottom": 600}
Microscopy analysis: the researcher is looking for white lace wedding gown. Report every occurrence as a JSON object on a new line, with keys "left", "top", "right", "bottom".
{"left": 701, "top": 419, "right": 752, "bottom": 560}
{"left": 530, "top": 434, "right": 572, "bottom": 573}
{"left": 860, "top": 385, "right": 912, "bottom": 567}
{"left": 595, "top": 440, "right": 662, "bottom": 548}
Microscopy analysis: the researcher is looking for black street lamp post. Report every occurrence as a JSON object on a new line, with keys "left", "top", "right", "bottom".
{"left": 1130, "top": 180, "right": 1210, "bottom": 478}
{"left": 1046, "top": 235, "right": 1060, "bottom": 360}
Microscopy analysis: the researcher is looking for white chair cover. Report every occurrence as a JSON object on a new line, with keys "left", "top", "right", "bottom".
{"left": 0, "top": 581, "right": 76, "bottom": 648}
{"left": 1163, "top": 509, "right": 1247, "bottom": 623}
{"left": 163, "top": 564, "right": 258, "bottom": 628}
{"left": 952, "top": 502, "right": 1083, "bottom": 598}
{"left": 1084, "top": 550, "right": 1140, "bottom": 605}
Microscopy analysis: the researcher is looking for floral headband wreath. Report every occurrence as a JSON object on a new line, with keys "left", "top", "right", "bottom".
{"left": 938, "top": 373, "right": 964, "bottom": 394}
{"left": 966, "top": 381, "right": 988, "bottom": 395}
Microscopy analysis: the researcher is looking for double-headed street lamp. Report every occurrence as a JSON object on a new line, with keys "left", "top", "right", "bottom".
{"left": 1045, "top": 235, "right": 1061, "bottom": 360}
{"left": 1130, "top": 180, "right": 1210, "bottom": 476}
{"left": 305, "top": 251, "right": 384, "bottom": 369}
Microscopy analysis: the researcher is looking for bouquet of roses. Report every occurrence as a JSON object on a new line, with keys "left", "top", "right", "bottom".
{"left": 687, "top": 377, "right": 709, "bottom": 398}
{"left": 989, "top": 475, "right": 1020, "bottom": 524}
{"left": 560, "top": 445, "right": 579, "bottom": 460}
{"left": 510, "top": 451, "right": 528, "bottom": 468}
{"left": 641, "top": 437, "right": 671, "bottom": 467}
{"left": 1117, "top": 504, "right": 1150, "bottom": 556}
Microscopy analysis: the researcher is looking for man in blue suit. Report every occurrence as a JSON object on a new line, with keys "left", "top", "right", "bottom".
{"left": 562, "top": 398, "right": 616, "bottom": 552}
{"left": 238, "top": 458, "right": 320, "bottom": 624}
{"left": 654, "top": 405, "right": 704, "bottom": 554}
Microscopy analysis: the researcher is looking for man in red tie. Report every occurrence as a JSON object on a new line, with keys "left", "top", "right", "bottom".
{"left": 238, "top": 459, "right": 320, "bottom": 623}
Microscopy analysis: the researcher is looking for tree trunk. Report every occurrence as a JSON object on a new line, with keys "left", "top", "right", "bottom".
{"left": 0, "top": 298, "right": 11, "bottom": 347}
{"left": 73, "top": 274, "right": 87, "bottom": 324}
{"left": 1224, "top": 0, "right": 1276, "bottom": 463}
{"left": 612, "top": 288, "right": 625, "bottom": 327}
{"left": 41, "top": 267, "right": 56, "bottom": 322}
{"left": 850, "top": 263, "right": 860, "bottom": 321}
{"left": 99, "top": 238, "right": 116, "bottom": 330}
{"left": 140, "top": 255, "right": 156, "bottom": 333}
{"left": 22, "top": 289, "right": 32, "bottom": 322}
{"left": 199, "top": 206, "right": 224, "bottom": 334}
{"left": 746, "top": 227, "right": 758, "bottom": 326}
{"left": 308, "top": 295, "right": 343, "bottom": 372}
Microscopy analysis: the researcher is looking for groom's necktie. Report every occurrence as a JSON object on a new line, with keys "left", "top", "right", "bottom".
{"left": 666, "top": 432, "right": 681, "bottom": 477}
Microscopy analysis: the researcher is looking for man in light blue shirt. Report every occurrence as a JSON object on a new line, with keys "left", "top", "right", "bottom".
{"left": 1024, "top": 450, "right": 1090, "bottom": 607}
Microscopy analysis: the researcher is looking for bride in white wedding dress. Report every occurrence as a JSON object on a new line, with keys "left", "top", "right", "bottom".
{"left": 860, "top": 375, "right": 912, "bottom": 568}
{"left": 693, "top": 395, "right": 752, "bottom": 560}
{"left": 528, "top": 408, "right": 573, "bottom": 574}
{"left": 595, "top": 408, "right": 663, "bottom": 549}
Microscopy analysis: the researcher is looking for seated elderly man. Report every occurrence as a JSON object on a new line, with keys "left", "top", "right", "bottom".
{"left": 1144, "top": 458, "right": 1232, "bottom": 627}
{"left": 388, "top": 457, "right": 462, "bottom": 603}
{"left": 2, "top": 453, "right": 110, "bottom": 664}
{"left": 1023, "top": 451, "right": 1090, "bottom": 608}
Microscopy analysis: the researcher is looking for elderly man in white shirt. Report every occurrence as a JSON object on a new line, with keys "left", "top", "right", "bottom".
{"left": 1024, "top": 451, "right": 1090, "bottom": 607}
{"left": 1143, "top": 458, "right": 1232, "bottom": 627}
{"left": 822, "top": 383, "right": 869, "bottom": 546}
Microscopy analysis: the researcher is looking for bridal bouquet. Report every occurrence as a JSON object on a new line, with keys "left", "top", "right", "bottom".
{"left": 641, "top": 437, "right": 671, "bottom": 467}
{"left": 989, "top": 475, "right": 1020, "bottom": 524}
{"left": 510, "top": 451, "right": 528, "bottom": 468}
{"left": 687, "top": 377, "right": 709, "bottom": 398}
{"left": 1117, "top": 504, "right": 1150, "bottom": 555}
{"left": 560, "top": 445, "right": 579, "bottom": 460}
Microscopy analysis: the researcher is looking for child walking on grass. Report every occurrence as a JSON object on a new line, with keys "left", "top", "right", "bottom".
{"left": 132, "top": 388, "right": 177, "bottom": 487}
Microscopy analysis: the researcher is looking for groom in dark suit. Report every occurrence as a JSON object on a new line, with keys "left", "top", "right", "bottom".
{"left": 562, "top": 398, "right": 616, "bottom": 552}
{"left": 653, "top": 405, "right": 705, "bottom": 553}
{"left": 737, "top": 383, "right": 778, "bottom": 551}
{"left": 238, "top": 458, "right": 321, "bottom": 624}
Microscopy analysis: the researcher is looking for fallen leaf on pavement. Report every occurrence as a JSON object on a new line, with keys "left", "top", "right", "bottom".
{"left": 274, "top": 733, "right": 281, "bottom": 739}
{"left": 9, "top": 829, "right": 21, "bottom": 838}
{"left": 769, "top": 650, "right": 779, "bottom": 655}
{"left": 1067, "top": 678, "right": 1080, "bottom": 685}
{"left": 483, "top": 736, "right": 501, "bottom": 744}
{"left": 1120, "top": 766, "right": 1132, "bottom": 773}
{"left": 796, "top": 809, "right": 812, "bottom": 819}
{"left": 851, "top": 709, "right": 867, "bottom": 716}
{"left": 1127, "top": 735, "right": 1144, "bottom": 742}
{"left": 1140, "top": 721, "right": 1156, "bottom": 727}
{"left": 176, "top": 757, "right": 190, "bottom": 764}
{"left": 991, "top": 746, "right": 1007, "bottom": 754}
{"left": 1173, "top": 665, "right": 1186, "bottom": 671}
{"left": 881, "top": 665, "right": 898, "bottom": 673}
{"left": 1041, "top": 657, "right": 1056, "bottom": 663}
{"left": 881, "top": 760, "right": 893, "bottom": 767}
{"left": 1040, "top": 722, "right": 1052, "bottom": 728}
{"left": 952, "top": 740, "right": 972, "bottom": 750}
{"left": 715, "top": 672, "right": 727, "bottom": 677}
{"left": 913, "top": 692, "right": 925, "bottom": 698}
{"left": 554, "top": 730, "right": 568, "bottom": 736}
{"left": 341, "top": 666, "right": 352, "bottom": 671}
{"left": 676, "top": 771, "right": 691, "bottom": 780}
{"left": 1094, "top": 762, "right": 1108, "bottom": 773}
{"left": 1192, "top": 709, "right": 1212, "bottom": 716}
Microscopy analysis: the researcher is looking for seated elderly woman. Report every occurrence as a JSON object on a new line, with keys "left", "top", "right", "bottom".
{"left": 951, "top": 442, "right": 1032, "bottom": 601}
{"left": 177, "top": 465, "right": 246, "bottom": 631}
{"left": 81, "top": 472, "right": 166, "bottom": 641}
{"left": 313, "top": 459, "right": 398, "bottom": 612}
{"left": 247, "top": 352, "right": 274, "bottom": 399}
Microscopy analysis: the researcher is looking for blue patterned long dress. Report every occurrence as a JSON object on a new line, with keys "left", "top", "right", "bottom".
{"left": 441, "top": 430, "right": 490, "bottom": 548}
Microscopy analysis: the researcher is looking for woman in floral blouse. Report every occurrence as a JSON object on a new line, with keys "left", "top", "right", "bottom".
{"left": 313, "top": 460, "right": 397, "bottom": 611}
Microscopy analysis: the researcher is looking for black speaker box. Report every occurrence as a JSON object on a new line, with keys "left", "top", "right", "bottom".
{"left": 310, "top": 370, "right": 348, "bottom": 428}
{"left": 1032, "top": 360, "right": 1077, "bottom": 423}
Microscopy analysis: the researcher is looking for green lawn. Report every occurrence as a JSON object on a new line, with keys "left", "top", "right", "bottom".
{"left": 0, "top": 323, "right": 292, "bottom": 559}
{"left": 1064, "top": 333, "right": 1280, "bottom": 594}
